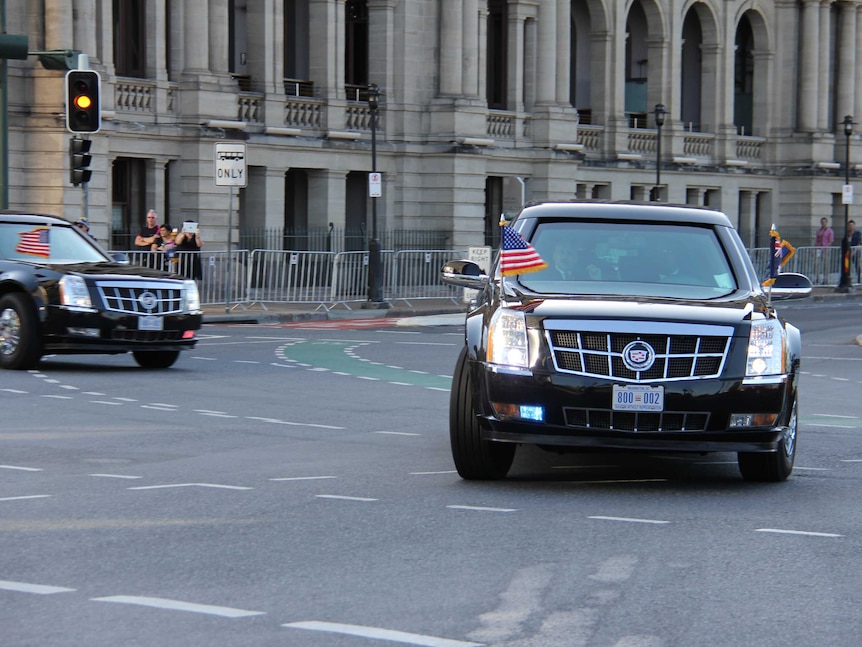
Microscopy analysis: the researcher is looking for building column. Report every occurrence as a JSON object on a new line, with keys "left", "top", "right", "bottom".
{"left": 309, "top": 0, "right": 343, "bottom": 101}
{"left": 209, "top": 0, "right": 229, "bottom": 75}
{"left": 798, "top": 0, "right": 819, "bottom": 131}
{"left": 307, "top": 170, "right": 347, "bottom": 230}
{"left": 440, "top": 0, "right": 463, "bottom": 95}
{"left": 535, "top": 0, "right": 557, "bottom": 104}
{"left": 368, "top": 0, "right": 396, "bottom": 101}
{"left": 72, "top": 0, "right": 98, "bottom": 63}
{"left": 184, "top": 0, "right": 209, "bottom": 72}
{"left": 151, "top": 0, "right": 168, "bottom": 81}
{"left": 462, "top": 0, "right": 479, "bottom": 97}
{"left": 555, "top": 0, "right": 570, "bottom": 105}
{"left": 739, "top": 190, "right": 758, "bottom": 248}
{"left": 838, "top": 0, "right": 858, "bottom": 121}
{"left": 524, "top": 18, "right": 537, "bottom": 111}
{"left": 817, "top": 0, "right": 832, "bottom": 131}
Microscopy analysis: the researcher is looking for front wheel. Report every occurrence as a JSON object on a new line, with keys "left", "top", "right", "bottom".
{"left": 0, "top": 293, "right": 43, "bottom": 370}
{"left": 133, "top": 350, "right": 180, "bottom": 369}
{"left": 449, "top": 347, "right": 515, "bottom": 480}
{"left": 738, "top": 399, "right": 797, "bottom": 482}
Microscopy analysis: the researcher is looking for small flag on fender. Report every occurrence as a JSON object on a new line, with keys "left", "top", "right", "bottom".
{"left": 500, "top": 225, "right": 548, "bottom": 277}
{"left": 762, "top": 228, "right": 795, "bottom": 287}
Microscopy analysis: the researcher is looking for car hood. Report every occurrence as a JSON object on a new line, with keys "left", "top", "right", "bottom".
{"left": 508, "top": 294, "right": 768, "bottom": 327}
{"left": 49, "top": 262, "right": 179, "bottom": 281}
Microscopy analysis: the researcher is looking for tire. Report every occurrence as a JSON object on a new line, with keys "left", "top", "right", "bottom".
{"left": 0, "top": 293, "right": 43, "bottom": 370}
{"left": 449, "top": 347, "right": 515, "bottom": 480}
{"left": 132, "top": 350, "right": 180, "bottom": 369}
{"left": 737, "top": 398, "right": 797, "bottom": 482}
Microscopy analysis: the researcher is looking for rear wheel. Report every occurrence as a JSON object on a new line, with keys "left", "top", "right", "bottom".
{"left": 132, "top": 350, "right": 180, "bottom": 369}
{"left": 738, "top": 399, "right": 797, "bottom": 482}
{"left": 0, "top": 293, "right": 43, "bottom": 370}
{"left": 449, "top": 347, "right": 515, "bottom": 480}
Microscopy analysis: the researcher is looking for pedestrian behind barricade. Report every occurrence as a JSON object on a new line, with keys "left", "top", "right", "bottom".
{"left": 814, "top": 217, "right": 834, "bottom": 285}
{"left": 175, "top": 221, "right": 203, "bottom": 280}
{"left": 151, "top": 223, "right": 178, "bottom": 271}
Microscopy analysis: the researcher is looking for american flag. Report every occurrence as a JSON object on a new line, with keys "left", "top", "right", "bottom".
{"left": 16, "top": 227, "right": 51, "bottom": 258}
{"left": 500, "top": 225, "right": 547, "bottom": 276}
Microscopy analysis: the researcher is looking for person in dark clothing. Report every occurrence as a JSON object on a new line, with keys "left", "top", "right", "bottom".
{"left": 174, "top": 222, "right": 204, "bottom": 280}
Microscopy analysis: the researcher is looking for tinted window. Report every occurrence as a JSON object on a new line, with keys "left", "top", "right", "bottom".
{"left": 519, "top": 221, "right": 736, "bottom": 298}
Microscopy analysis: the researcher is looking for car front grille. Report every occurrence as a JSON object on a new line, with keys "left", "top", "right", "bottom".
{"left": 546, "top": 321, "right": 733, "bottom": 383}
{"left": 564, "top": 407, "right": 710, "bottom": 432}
{"left": 97, "top": 281, "right": 184, "bottom": 315}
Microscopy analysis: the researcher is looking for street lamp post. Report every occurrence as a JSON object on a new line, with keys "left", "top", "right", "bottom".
{"left": 652, "top": 104, "right": 666, "bottom": 201}
{"left": 366, "top": 83, "right": 385, "bottom": 305}
{"left": 838, "top": 114, "right": 854, "bottom": 292}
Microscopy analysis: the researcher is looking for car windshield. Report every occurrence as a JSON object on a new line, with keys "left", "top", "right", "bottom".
{"left": 518, "top": 221, "right": 737, "bottom": 298}
{"left": 0, "top": 222, "right": 109, "bottom": 264}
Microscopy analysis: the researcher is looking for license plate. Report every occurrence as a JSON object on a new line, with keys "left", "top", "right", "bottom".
{"left": 612, "top": 384, "right": 664, "bottom": 411}
{"left": 138, "top": 315, "right": 163, "bottom": 331}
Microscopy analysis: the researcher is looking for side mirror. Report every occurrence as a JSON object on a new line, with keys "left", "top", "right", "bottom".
{"left": 441, "top": 260, "right": 489, "bottom": 290}
{"left": 769, "top": 273, "right": 812, "bottom": 300}
{"left": 111, "top": 252, "right": 130, "bottom": 265}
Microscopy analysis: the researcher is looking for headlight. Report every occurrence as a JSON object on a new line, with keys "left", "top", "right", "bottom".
{"left": 487, "top": 309, "right": 529, "bottom": 369}
{"left": 746, "top": 319, "right": 786, "bottom": 376}
{"left": 59, "top": 275, "right": 93, "bottom": 310}
{"left": 183, "top": 280, "right": 201, "bottom": 312}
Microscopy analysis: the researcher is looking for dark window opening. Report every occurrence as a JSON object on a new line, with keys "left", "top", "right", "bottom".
{"left": 345, "top": 0, "right": 369, "bottom": 98}
{"left": 113, "top": 0, "right": 146, "bottom": 78}
{"left": 486, "top": 0, "right": 507, "bottom": 109}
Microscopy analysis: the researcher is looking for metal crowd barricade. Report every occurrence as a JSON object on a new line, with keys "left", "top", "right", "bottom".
{"left": 750, "top": 245, "right": 852, "bottom": 286}
{"left": 247, "top": 250, "right": 335, "bottom": 305}
{"left": 389, "top": 249, "right": 468, "bottom": 305}
{"left": 329, "top": 250, "right": 396, "bottom": 308}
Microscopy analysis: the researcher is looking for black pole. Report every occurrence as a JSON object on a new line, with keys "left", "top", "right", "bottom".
{"left": 367, "top": 84, "right": 385, "bottom": 304}
{"left": 652, "top": 104, "right": 665, "bottom": 202}
{"left": 1, "top": 0, "right": 8, "bottom": 209}
{"left": 838, "top": 115, "right": 854, "bottom": 292}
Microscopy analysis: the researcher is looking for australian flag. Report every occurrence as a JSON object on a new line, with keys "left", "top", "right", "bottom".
{"left": 762, "top": 228, "right": 795, "bottom": 287}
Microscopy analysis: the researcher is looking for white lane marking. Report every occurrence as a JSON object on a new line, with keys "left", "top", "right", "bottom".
{"left": 190, "top": 356, "right": 218, "bottom": 361}
{"left": 793, "top": 467, "right": 831, "bottom": 471}
{"left": 59, "top": 385, "right": 79, "bottom": 390}
{"left": 113, "top": 397, "right": 137, "bottom": 402}
{"left": 0, "top": 580, "right": 76, "bottom": 595}
{"left": 198, "top": 412, "right": 238, "bottom": 418}
{"left": 0, "top": 495, "right": 52, "bottom": 502}
{"left": 42, "top": 395, "right": 73, "bottom": 399}
{"left": 374, "top": 431, "right": 420, "bottom": 436}
{"left": 832, "top": 377, "right": 851, "bottom": 382}
{"left": 427, "top": 387, "right": 450, "bottom": 392}
{"left": 316, "top": 494, "right": 378, "bottom": 502}
{"left": 447, "top": 505, "right": 517, "bottom": 513}
{"left": 44, "top": 379, "right": 60, "bottom": 383}
{"left": 128, "top": 483, "right": 253, "bottom": 491}
{"left": 814, "top": 424, "right": 856, "bottom": 429}
{"left": 91, "top": 400, "right": 123, "bottom": 406}
{"left": 92, "top": 595, "right": 264, "bottom": 618}
{"left": 83, "top": 391, "right": 105, "bottom": 395}
{"left": 589, "top": 516, "right": 670, "bottom": 525}
{"left": 90, "top": 474, "right": 142, "bottom": 480}
{"left": 194, "top": 409, "right": 227, "bottom": 414}
{"left": 270, "top": 476, "right": 337, "bottom": 482}
{"left": 244, "top": 416, "right": 344, "bottom": 430}
{"left": 411, "top": 470, "right": 458, "bottom": 475}
{"left": 1, "top": 388, "right": 28, "bottom": 393}
{"left": 840, "top": 459, "right": 862, "bottom": 463}
{"left": 142, "top": 405, "right": 180, "bottom": 411}
{"left": 357, "top": 376, "right": 380, "bottom": 381}
{"left": 283, "top": 621, "right": 482, "bottom": 647}
{"left": 233, "top": 360, "right": 260, "bottom": 364}
{"left": 812, "top": 413, "right": 858, "bottom": 419}
{"left": 0, "top": 465, "right": 43, "bottom": 471}
{"left": 755, "top": 528, "right": 843, "bottom": 538}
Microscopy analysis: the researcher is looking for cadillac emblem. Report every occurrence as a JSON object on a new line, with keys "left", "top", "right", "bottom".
{"left": 621, "top": 339, "right": 656, "bottom": 372}
{"left": 138, "top": 291, "right": 158, "bottom": 311}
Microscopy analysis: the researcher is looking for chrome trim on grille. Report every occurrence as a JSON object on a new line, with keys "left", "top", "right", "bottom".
{"left": 545, "top": 321, "right": 733, "bottom": 383}
{"left": 96, "top": 280, "right": 184, "bottom": 315}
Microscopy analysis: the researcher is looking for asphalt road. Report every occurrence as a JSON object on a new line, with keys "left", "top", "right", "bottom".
{"left": 1, "top": 300, "right": 861, "bottom": 647}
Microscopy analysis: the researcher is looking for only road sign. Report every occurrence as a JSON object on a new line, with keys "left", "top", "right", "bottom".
{"left": 215, "top": 143, "right": 247, "bottom": 187}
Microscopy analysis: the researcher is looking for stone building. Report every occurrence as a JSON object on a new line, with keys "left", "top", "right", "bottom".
{"left": 7, "top": 0, "right": 860, "bottom": 250}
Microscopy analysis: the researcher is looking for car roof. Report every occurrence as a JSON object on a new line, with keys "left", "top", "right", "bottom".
{"left": 515, "top": 201, "right": 733, "bottom": 227}
{"left": 0, "top": 211, "right": 71, "bottom": 225}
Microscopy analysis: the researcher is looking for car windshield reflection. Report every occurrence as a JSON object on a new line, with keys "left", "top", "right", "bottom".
{"left": 518, "top": 221, "right": 737, "bottom": 299}
{"left": 0, "top": 223, "right": 109, "bottom": 264}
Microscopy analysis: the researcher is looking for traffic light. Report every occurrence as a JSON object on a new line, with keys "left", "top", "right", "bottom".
{"left": 65, "top": 70, "right": 101, "bottom": 133}
{"left": 69, "top": 137, "right": 92, "bottom": 186}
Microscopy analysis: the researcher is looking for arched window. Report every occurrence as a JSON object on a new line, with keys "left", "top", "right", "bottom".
{"left": 734, "top": 17, "right": 754, "bottom": 136}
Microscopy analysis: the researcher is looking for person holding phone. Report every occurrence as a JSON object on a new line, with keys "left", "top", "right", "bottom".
{"left": 174, "top": 221, "right": 203, "bottom": 280}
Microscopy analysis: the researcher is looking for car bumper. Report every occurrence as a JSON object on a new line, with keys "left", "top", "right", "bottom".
{"left": 41, "top": 307, "right": 202, "bottom": 353}
{"left": 477, "top": 364, "right": 794, "bottom": 453}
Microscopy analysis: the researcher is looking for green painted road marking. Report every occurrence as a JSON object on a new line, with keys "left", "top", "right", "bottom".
{"left": 277, "top": 340, "right": 452, "bottom": 390}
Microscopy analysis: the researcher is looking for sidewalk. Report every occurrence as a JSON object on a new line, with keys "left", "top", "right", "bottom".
{"left": 201, "top": 286, "right": 862, "bottom": 326}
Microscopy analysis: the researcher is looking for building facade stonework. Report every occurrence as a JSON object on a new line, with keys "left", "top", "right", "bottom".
{"left": 7, "top": 0, "right": 861, "bottom": 249}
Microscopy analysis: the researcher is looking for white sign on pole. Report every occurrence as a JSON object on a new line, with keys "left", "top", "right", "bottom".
{"left": 464, "top": 246, "right": 492, "bottom": 303}
{"left": 369, "top": 172, "right": 382, "bottom": 198}
{"left": 842, "top": 184, "right": 854, "bottom": 205}
{"left": 215, "top": 143, "right": 248, "bottom": 187}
